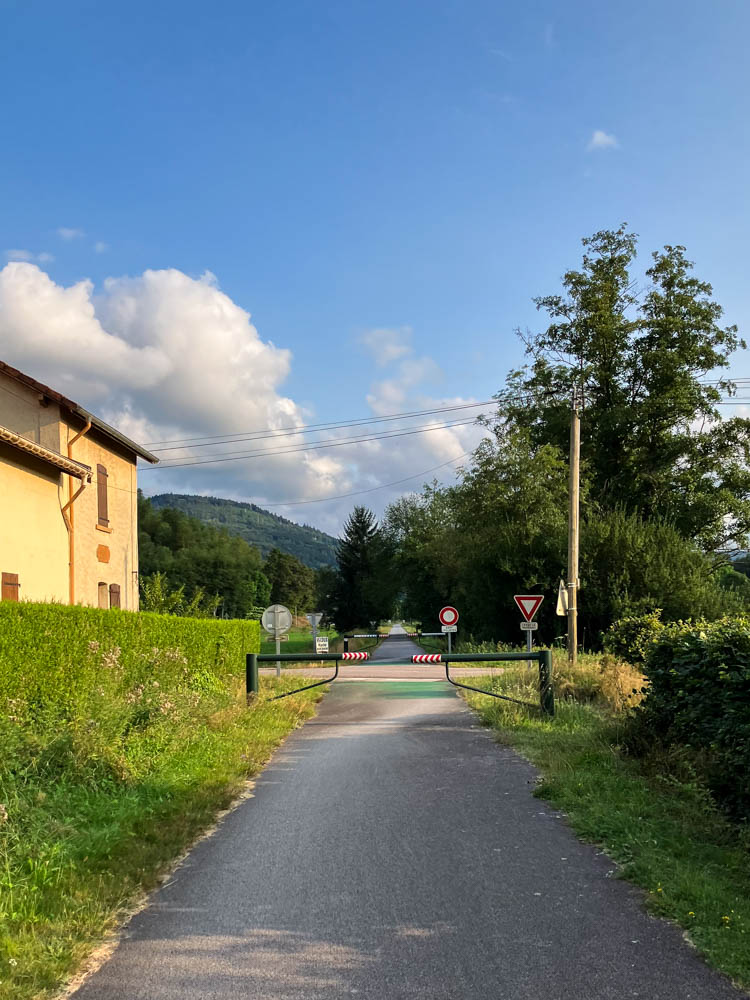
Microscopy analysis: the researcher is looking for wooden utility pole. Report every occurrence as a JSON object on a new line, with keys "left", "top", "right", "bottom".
{"left": 567, "top": 389, "right": 581, "bottom": 665}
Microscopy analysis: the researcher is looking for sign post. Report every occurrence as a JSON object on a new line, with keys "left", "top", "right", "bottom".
{"left": 306, "top": 612, "right": 323, "bottom": 652}
{"left": 262, "top": 604, "right": 293, "bottom": 677}
{"left": 514, "top": 595, "right": 544, "bottom": 666}
{"left": 439, "top": 606, "right": 459, "bottom": 654}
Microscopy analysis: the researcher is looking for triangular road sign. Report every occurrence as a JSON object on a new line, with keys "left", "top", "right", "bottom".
{"left": 514, "top": 594, "right": 544, "bottom": 622}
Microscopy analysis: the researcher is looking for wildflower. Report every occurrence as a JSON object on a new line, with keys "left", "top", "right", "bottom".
{"left": 722, "top": 915, "right": 731, "bottom": 926}
{"left": 8, "top": 958, "right": 17, "bottom": 967}
{"left": 101, "top": 646, "right": 121, "bottom": 670}
{"left": 88, "top": 640, "right": 100, "bottom": 653}
{"left": 688, "top": 911, "right": 695, "bottom": 918}
{"left": 0, "top": 804, "right": 8, "bottom": 824}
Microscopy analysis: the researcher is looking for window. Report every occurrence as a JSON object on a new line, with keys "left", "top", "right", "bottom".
{"left": 109, "top": 583, "right": 121, "bottom": 609}
{"left": 1, "top": 573, "right": 19, "bottom": 602}
{"left": 98, "top": 582, "right": 108, "bottom": 609}
{"left": 97, "top": 464, "right": 109, "bottom": 527}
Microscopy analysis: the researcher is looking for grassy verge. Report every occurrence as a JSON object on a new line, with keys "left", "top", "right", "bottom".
{"left": 259, "top": 625, "right": 341, "bottom": 655}
{"left": 461, "top": 659, "right": 750, "bottom": 990}
{"left": 0, "top": 671, "right": 322, "bottom": 1000}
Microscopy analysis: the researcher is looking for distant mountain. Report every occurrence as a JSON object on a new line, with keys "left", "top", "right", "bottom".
{"left": 148, "top": 494, "right": 339, "bottom": 568}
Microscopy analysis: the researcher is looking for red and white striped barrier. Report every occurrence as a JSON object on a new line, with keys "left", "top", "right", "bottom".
{"left": 342, "top": 651, "right": 369, "bottom": 661}
{"left": 412, "top": 654, "right": 442, "bottom": 663}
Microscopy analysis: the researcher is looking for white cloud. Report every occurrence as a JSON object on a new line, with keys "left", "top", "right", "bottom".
{"left": 0, "top": 263, "right": 349, "bottom": 519}
{"left": 587, "top": 130, "right": 619, "bottom": 152}
{"left": 359, "top": 327, "right": 413, "bottom": 367}
{"left": 0, "top": 264, "right": 488, "bottom": 531}
{"left": 0, "top": 263, "right": 170, "bottom": 394}
{"left": 5, "top": 249, "right": 55, "bottom": 263}
{"left": 57, "top": 227, "right": 85, "bottom": 241}
{"left": 94, "top": 241, "right": 109, "bottom": 254}
{"left": 367, "top": 356, "right": 443, "bottom": 414}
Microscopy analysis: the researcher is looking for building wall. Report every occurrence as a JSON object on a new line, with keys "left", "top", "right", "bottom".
{"left": 0, "top": 369, "right": 143, "bottom": 611}
{"left": 64, "top": 424, "right": 140, "bottom": 611}
{"left": 0, "top": 443, "right": 69, "bottom": 603}
{"left": 0, "top": 375, "right": 62, "bottom": 452}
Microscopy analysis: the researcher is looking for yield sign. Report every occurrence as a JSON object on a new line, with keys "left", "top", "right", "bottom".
{"left": 514, "top": 594, "right": 544, "bottom": 622}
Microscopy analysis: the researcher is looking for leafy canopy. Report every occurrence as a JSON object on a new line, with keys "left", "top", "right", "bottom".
{"left": 500, "top": 225, "right": 750, "bottom": 549}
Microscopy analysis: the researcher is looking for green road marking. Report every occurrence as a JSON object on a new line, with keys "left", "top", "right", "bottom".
{"left": 334, "top": 681, "right": 454, "bottom": 699}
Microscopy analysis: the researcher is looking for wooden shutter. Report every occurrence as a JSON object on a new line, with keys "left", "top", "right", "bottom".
{"left": 109, "top": 583, "right": 121, "bottom": 609}
{"left": 98, "top": 582, "right": 109, "bottom": 609}
{"left": 97, "top": 464, "right": 109, "bottom": 527}
{"left": 1, "top": 573, "right": 19, "bottom": 602}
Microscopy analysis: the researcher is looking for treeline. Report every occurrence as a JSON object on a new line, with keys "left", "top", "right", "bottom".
{"left": 148, "top": 493, "right": 338, "bottom": 567}
{"left": 324, "top": 227, "right": 750, "bottom": 645}
{"left": 138, "top": 495, "right": 319, "bottom": 618}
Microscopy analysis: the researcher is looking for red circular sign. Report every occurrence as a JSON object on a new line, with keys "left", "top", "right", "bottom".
{"left": 439, "top": 606, "right": 459, "bottom": 626}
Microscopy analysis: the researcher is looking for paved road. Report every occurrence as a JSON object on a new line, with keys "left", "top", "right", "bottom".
{"left": 370, "top": 622, "right": 426, "bottom": 661}
{"left": 74, "top": 630, "right": 742, "bottom": 999}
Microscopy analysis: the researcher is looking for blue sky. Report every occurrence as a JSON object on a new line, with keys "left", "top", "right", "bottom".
{"left": 1, "top": 0, "right": 748, "bottom": 532}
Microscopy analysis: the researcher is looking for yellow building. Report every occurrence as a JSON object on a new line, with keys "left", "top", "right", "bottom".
{"left": 0, "top": 360, "right": 158, "bottom": 609}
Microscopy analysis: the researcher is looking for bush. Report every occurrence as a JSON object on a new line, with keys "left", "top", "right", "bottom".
{"left": 603, "top": 609, "right": 665, "bottom": 663}
{"left": 0, "top": 602, "right": 260, "bottom": 783}
{"left": 0, "top": 601, "right": 259, "bottom": 714}
{"left": 631, "top": 617, "right": 750, "bottom": 820}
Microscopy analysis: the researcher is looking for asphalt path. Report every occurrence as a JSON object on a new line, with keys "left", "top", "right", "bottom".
{"left": 73, "top": 627, "right": 742, "bottom": 999}
{"left": 370, "top": 622, "right": 427, "bottom": 660}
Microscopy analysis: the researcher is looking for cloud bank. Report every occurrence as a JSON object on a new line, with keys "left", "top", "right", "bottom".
{"left": 0, "top": 263, "right": 486, "bottom": 532}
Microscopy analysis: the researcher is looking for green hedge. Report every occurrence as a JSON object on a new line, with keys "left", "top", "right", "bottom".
{"left": 0, "top": 601, "right": 259, "bottom": 714}
{"left": 633, "top": 617, "right": 750, "bottom": 820}
{"left": 603, "top": 609, "right": 666, "bottom": 663}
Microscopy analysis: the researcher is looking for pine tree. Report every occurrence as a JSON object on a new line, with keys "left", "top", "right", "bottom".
{"left": 331, "top": 506, "right": 396, "bottom": 630}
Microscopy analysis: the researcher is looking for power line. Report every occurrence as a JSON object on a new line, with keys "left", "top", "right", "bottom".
{"left": 256, "top": 451, "right": 474, "bottom": 507}
{"left": 145, "top": 399, "right": 498, "bottom": 450}
{"left": 146, "top": 415, "right": 487, "bottom": 470}
{"left": 145, "top": 390, "right": 750, "bottom": 472}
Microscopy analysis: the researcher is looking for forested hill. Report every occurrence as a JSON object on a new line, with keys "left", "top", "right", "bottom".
{"left": 148, "top": 493, "right": 338, "bottom": 568}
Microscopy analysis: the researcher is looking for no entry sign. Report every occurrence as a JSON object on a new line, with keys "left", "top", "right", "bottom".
{"left": 439, "top": 606, "right": 459, "bottom": 627}
{"left": 514, "top": 595, "right": 544, "bottom": 622}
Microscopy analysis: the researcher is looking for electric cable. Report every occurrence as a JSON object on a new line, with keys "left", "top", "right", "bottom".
{"left": 147, "top": 415, "right": 486, "bottom": 470}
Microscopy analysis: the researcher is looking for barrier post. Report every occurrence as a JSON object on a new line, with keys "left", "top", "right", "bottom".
{"left": 344, "top": 636, "right": 349, "bottom": 653}
{"left": 539, "top": 648, "right": 554, "bottom": 717}
{"left": 246, "top": 653, "right": 259, "bottom": 704}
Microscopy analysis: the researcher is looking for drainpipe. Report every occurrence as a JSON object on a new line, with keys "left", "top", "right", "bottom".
{"left": 62, "top": 419, "right": 92, "bottom": 605}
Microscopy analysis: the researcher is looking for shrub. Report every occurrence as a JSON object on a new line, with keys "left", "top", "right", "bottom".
{"left": 603, "top": 609, "right": 665, "bottom": 663}
{"left": 0, "top": 601, "right": 259, "bottom": 728}
{"left": 631, "top": 617, "right": 750, "bottom": 820}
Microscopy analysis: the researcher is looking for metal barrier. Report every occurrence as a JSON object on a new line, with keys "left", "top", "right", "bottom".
{"left": 246, "top": 650, "right": 554, "bottom": 716}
